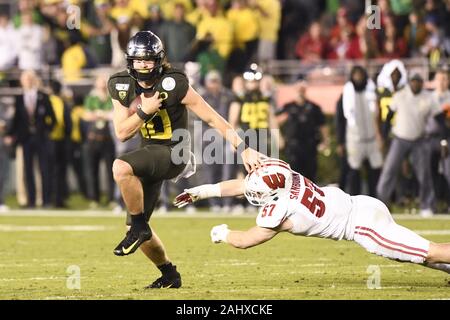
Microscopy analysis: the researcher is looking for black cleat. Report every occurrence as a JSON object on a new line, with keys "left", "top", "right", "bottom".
{"left": 145, "top": 268, "right": 182, "bottom": 289}
{"left": 113, "top": 227, "right": 152, "bottom": 256}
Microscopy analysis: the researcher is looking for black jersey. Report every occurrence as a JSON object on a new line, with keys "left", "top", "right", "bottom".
{"left": 237, "top": 90, "right": 271, "bottom": 131}
{"left": 108, "top": 68, "right": 189, "bottom": 146}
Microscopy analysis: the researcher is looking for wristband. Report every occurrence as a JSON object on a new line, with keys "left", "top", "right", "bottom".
{"left": 198, "top": 183, "right": 222, "bottom": 199}
{"left": 136, "top": 104, "right": 154, "bottom": 122}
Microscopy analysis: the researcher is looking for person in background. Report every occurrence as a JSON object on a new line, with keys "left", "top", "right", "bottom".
{"left": 421, "top": 15, "right": 445, "bottom": 67}
{"left": 68, "top": 94, "right": 88, "bottom": 200}
{"left": 228, "top": 64, "right": 279, "bottom": 156}
{"left": 441, "top": 0, "right": 450, "bottom": 56}
{"left": 195, "top": 0, "right": 233, "bottom": 61}
{"left": 427, "top": 69, "right": 450, "bottom": 213}
{"left": 327, "top": 8, "right": 353, "bottom": 60}
{"left": 403, "top": 11, "right": 428, "bottom": 58}
{"left": 85, "top": 0, "right": 115, "bottom": 65}
{"left": 7, "top": 70, "right": 56, "bottom": 208}
{"left": 376, "top": 59, "right": 414, "bottom": 209}
{"left": 193, "top": 30, "right": 226, "bottom": 82}
{"left": 16, "top": 10, "right": 43, "bottom": 71}
{"left": 346, "top": 16, "right": 379, "bottom": 59}
{"left": 295, "top": 21, "right": 326, "bottom": 62}
{"left": 227, "top": 0, "right": 260, "bottom": 67}
{"left": 62, "top": 32, "right": 98, "bottom": 82}
{"left": 329, "top": 8, "right": 354, "bottom": 43}
{"left": 110, "top": 0, "right": 142, "bottom": 51}
{"left": 38, "top": 0, "right": 77, "bottom": 66}
{"left": 376, "top": 60, "right": 408, "bottom": 146}
{"left": 159, "top": 2, "right": 196, "bottom": 63}
{"left": 342, "top": 66, "right": 383, "bottom": 197}
{"left": 0, "top": 99, "right": 14, "bottom": 212}
{"left": 228, "top": 64, "right": 280, "bottom": 213}
{"left": 377, "top": 72, "right": 446, "bottom": 217}
{"left": 83, "top": 74, "right": 116, "bottom": 209}
{"left": 0, "top": 12, "right": 17, "bottom": 71}
{"left": 143, "top": 4, "right": 165, "bottom": 37}
{"left": 335, "top": 93, "right": 349, "bottom": 191}
{"left": 198, "top": 70, "right": 236, "bottom": 212}
{"left": 253, "top": 0, "right": 281, "bottom": 64}
{"left": 48, "top": 80, "right": 71, "bottom": 208}
{"left": 12, "top": 0, "right": 42, "bottom": 28}
{"left": 276, "top": 80, "right": 328, "bottom": 181}
{"left": 186, "top": 0, "right": 209, "bottom": 27}
{"left": 381, "top": 15, "right": 408, "bottom": 59}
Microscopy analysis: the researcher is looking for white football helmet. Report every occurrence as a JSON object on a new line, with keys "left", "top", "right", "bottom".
{"left": 244, "top": 158, "right": 293, "bottom": 206}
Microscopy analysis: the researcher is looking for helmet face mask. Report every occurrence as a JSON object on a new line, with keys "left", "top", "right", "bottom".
{"left": 126, "top": 31, "right": 166, "bottom": 82}
{"left": 244, "top": 159, "right": 293, "bottom": 206}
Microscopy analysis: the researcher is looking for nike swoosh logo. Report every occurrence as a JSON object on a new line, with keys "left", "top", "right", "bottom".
{"left": 163, "top": 284, "right": 173, "bottom": 289}
{"left": 122, "top": 239, "right": 139, "bottom": 254}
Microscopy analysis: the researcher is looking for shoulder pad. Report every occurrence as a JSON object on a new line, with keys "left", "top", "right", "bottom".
{"left": 256, "top": 198, "right": 289, "bottom": 229}
{"left": 156, "top": 69, "right": 189, "bottom": 103}
{"left": 108, "top": 71, "right": 134, "bottom": 106}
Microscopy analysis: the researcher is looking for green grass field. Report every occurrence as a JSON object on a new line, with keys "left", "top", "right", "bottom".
{"left": 1, "top": 211, "right": 449, "bottom": 300}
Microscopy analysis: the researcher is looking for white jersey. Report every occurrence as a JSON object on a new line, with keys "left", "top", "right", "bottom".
{"left": 256, "top": 172, "right": 354, "bottom": 240}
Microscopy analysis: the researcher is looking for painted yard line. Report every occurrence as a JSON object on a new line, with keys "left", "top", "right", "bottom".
{"left": 0, "top": 210, "right": 252, "bottom": 218}
{"left": 0, "top": 276, "right": 66, "bottom": 282}
{"left": 0, "top": 210, "right": 126, "bottom": 217}
{"left": 1, "top": 223, "right": 448, "bottom": 235}
{"left": 0, "top": 225, "right": 113, "bottom": 232}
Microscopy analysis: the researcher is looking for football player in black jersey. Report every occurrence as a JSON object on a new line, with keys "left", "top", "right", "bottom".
{"left": 108, "top": 31, "right": 262, "bottom": 289}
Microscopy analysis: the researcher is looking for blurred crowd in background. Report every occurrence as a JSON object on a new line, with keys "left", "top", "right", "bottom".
{"left": 0, "top": 0, "right": 449, "bottom": 216}
{"left": 2, "top": 0, "right": 450, "bottom": 80}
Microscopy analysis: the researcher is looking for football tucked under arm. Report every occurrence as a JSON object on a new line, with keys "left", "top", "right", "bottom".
{"left": 173, "top": 179, "right": 245, "bottom": 208}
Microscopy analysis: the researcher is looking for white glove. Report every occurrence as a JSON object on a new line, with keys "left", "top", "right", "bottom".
{"left": 173, "top": 184, "right": 221, "bottom": 208}
{"left": 210, "top": 224, "right": 230, "bottom": 243}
